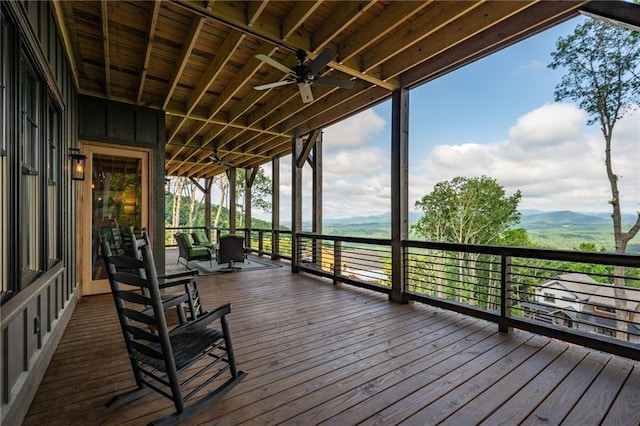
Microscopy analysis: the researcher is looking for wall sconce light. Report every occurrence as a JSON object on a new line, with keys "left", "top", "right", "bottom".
{"left": 69, "top": 148, "right": 87, "bottom": 181}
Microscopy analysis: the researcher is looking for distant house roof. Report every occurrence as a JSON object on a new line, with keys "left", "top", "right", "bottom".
{"left": 538, "top": 273, "right": 640, "bottom": 320}
{"left": 540, "top": 273, "right": 603, "bottom": 302}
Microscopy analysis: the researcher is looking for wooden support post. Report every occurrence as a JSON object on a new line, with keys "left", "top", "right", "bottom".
{"left": 333, "top": 240, "right": 342, "bottom": 285}
{"left": 391, "top": 88, "right": 409, "bottom": 303}
{"left": 500, "top": 255, "right": 513, "bottom": 333}
{"left": 271, "top": 157, "right": 280, "bottom": 260}
{"left": 227, "top": 168, "right": 237, "bottom": 233}
{"left": 312, "top": 132, "right": 323, "bottom": 269}
{"left": 204, "top": 178, "right": 212, "bottom": 239}
{"left": 292, "top": 137, "right": 303, "bottom": 272}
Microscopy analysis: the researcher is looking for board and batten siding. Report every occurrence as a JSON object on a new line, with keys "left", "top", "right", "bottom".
{"left": 1, "top": 1, "right": 78, "bottom": 424}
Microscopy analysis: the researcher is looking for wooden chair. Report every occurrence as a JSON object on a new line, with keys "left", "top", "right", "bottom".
{"left": 174, "top": 232, "right": 212, "bottom": 269}
{"left": 130, "top": 231, "right": 205, "bottom": 322}
{"left": 102, "top": 235, "right": 246, "bottom": 425}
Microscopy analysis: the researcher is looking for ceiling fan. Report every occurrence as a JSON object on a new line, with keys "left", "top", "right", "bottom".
{"left": 254, "top": 48, "right": 354, "bottom": 103}
{"left": 208, "top": 150, "right": 234, "bottom": 167}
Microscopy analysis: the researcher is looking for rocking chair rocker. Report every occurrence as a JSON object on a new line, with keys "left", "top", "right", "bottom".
{"left": 102, "top": 234, "right": 246, "bottom": 425}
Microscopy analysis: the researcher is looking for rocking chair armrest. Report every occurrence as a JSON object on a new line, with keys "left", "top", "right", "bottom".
{"left": 172, "top": 303, "right": 231, "bottom": 332}
{"left": 158, "top": 269, "right": 200, "bottom": 280}
{"left": 157, "top": 275, "right": 195, "bottom": 290}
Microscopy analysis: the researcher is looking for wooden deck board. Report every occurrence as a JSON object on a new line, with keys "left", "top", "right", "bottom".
{"left": 24, "top": 257, "right": 638, "bottom": 425}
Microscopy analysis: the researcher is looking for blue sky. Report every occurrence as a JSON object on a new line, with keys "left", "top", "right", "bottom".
{"left": 256, "top": 16, "right": 640, "bottom": 222}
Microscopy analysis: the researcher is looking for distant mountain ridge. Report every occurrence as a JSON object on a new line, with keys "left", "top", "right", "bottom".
{"left": 320, "top": 210, "right": 635, "bottom": 228}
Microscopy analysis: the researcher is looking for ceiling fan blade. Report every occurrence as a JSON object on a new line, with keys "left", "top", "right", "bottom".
{"left": 306, "top": 48, "right": 337, "bottom": 75}
{"left": 315, "top": 77, "right": 355, "bottom": 89}
{"left": 254, "top": 80, "right": 295, "bottom": 90}
{"left": 255, "top": 54, "right": 294, "bottom": 74}
{"left": 298, "top": 83, "right": 314, "bottom": 103}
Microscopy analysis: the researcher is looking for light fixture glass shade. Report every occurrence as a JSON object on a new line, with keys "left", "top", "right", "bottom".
{"left": 69, "top": 148, "right": 86, "bottom": 181}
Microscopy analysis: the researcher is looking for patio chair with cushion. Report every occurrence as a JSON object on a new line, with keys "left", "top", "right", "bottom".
{"left": 191, "top": 229, "right": 215, "bottom": 251}
{"left": 216, "top": 234, "right": 247, "bottom": 271}
{"left": 101, "top": 234, "right": 246, "bottom": 425}
{"left": 174, "top": 232, "right": 212, "bottom": 269}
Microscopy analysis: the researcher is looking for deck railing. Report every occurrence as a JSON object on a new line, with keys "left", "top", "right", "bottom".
{"left": 165, "top": 226, "right": 293, "bottom": 260}
{"left": 296, "top": 232, "right": 640, "bottom": 360}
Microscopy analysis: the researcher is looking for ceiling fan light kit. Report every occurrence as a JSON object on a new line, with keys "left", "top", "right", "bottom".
{"left": 255, "top": 48, "right": 354, "bottom": 103}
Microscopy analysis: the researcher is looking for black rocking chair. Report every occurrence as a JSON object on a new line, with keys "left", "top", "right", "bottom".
{"left": 102, "top": 233, "right": 247, "bottom": 425}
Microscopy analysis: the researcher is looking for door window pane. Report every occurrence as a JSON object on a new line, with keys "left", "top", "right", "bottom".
{"left": 92, "top": 154, "right": 143, "bottom": 280}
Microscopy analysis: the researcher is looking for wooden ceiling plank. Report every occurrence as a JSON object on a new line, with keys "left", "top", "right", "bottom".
{"left": 52, "top": 1, "right": 83, "bottom": 91}
{"left": 101, "top": 0, "right": 111, "bottom": 98}
{"left": 282, "top": 1, "right": 323, "bottom": 42}
{"left": 381, "top": 1, "right": 538, "bottom": 80}
{"left": 167, "top": 30, "right": 245, "bottom": 142}
{"left": 162, "top": 16, "right": 206, "bottom": 110}
{"left": 185, "top": 30, "right": 245, "bottom": 115}
{"left": 311, "top": 1, "right": 376, "bottom": 53}
{"left": 338, "top": 1, "right": 432, "bottom": 63}
{"left": 184, "top": 42, "right": 278, "bottom": 145}
{"left": 360, "top": 1, "right": 484, "bottom": 73}
{"left": 136, "top": 0, "right": 161, "bottom": 104}
{"left": 400, "top": 1, "right": 585, "bottom": 88}
{"left": 165, "top": 108, "right": 288, "bottom": 138}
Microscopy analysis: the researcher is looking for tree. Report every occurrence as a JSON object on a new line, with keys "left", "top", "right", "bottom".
{"left": 413, "top": 176, "right": 523, "bottom": 245}
{"left": 549, "top": 17, "right": 640, "bottom": 338}
{"left": 234, "top": 167, "right": 272, "bottom": 227}
{"left": 413, "top": 176, "right": 524, "bottom": 305}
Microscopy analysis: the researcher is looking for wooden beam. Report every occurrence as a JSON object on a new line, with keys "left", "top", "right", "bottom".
{"left": 360, "top": 1, "right": 483, "bottom": 73}
{"left": 136, "top": 0, "right": 161, "bottom": 105}
{"left": 311, "top": 1, "right": 376, "bottom": 53}
{"left": 296, "top": 129, "right": 320, "bottom": 169}
{"left": 246, "top": 0, "right": 268, "bottom": 27}
{"left": 162, "top": 16, "right": 206, "bottom": 110}
{"left": 101, "top": 0, "right": 111, "bottom": 98}
{"left": 338, "top": 1, "right": 431, "bottom": 63}
{"left": 167, "top": 30, "right": 245, "bottom": 142}
{"left": 185, "top": 42, "right": 278, "bottom": 145}
{"left": 282, "top": 1, "right": 323, "bottom": 42}
{"left": 579, "top": 1, "right": 640, "bottom": 32}
{"left": 174, "top": 0, "right": 394, "bottom": 90}
{"left": 399, "top": 1, "right": 584, "bottom": 88}
{"left": 381, "top": 1, "right": 537, "bottom": 81}
{"left": 51, "top": 1, "right": 82, "bottom": 92}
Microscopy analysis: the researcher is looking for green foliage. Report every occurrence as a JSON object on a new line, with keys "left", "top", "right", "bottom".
{"left": 413, "top": 176, "right": 523, "bottom": 245}
{"left": 549, "top": 19, "right": 640, "bottom": 127}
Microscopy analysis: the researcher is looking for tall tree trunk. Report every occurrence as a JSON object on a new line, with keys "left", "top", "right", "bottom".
{"left": 171, "top": 177, "right": 186, "bottom": 227}
{"left": 604, "top": 128, "right": 640, "bottom": 340}
{"left": 214, "top": 179, "right": 227, "bottom": 229}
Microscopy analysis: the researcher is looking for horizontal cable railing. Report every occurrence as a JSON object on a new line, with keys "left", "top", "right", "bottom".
{"left": 405, "top": 240, "right": 640, "bottom": 360}
{"left": 297, "top": 233, "right": 392, "bottom": 293}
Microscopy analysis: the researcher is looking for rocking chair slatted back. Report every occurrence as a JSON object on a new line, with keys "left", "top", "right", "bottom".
{"left": 101, "top": 233, "right": 246, "bottom": 425}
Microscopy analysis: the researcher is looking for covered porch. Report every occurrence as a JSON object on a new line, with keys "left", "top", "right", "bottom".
{"left": 24, "top": 259, "right": 640, "bottom": 425}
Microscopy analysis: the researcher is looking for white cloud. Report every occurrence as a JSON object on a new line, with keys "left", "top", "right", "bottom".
{"left": 515, "top": 59, "right": 546, "bottom": 74}
{"left": 258, "top": 103, "right": 639, "bottom": 222}
{"left": 415, "top": 103, "right": 639, "bottom": 214}
{"left": 323, "top": 109, "right": 386, "bottom": 150}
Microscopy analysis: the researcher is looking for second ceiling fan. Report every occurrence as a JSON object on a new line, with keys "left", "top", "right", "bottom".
{"left": 254, "top": 48, "right": 354, "bottom": 103}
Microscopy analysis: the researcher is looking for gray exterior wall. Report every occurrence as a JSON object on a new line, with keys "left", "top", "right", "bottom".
{"left": 1, "top": 1, "right": 78, "bottom": 424}
{"left": 78, "top": 95, "right": 167, "bottom": 272}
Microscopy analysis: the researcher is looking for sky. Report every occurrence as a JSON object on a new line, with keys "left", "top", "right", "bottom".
{"left": 252, "top": 16, "right": 640, "bottom": 222}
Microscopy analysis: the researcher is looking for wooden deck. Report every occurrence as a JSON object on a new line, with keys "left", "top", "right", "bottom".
{"left": 24, "top": 255, "right": 640, "bottom": 425}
